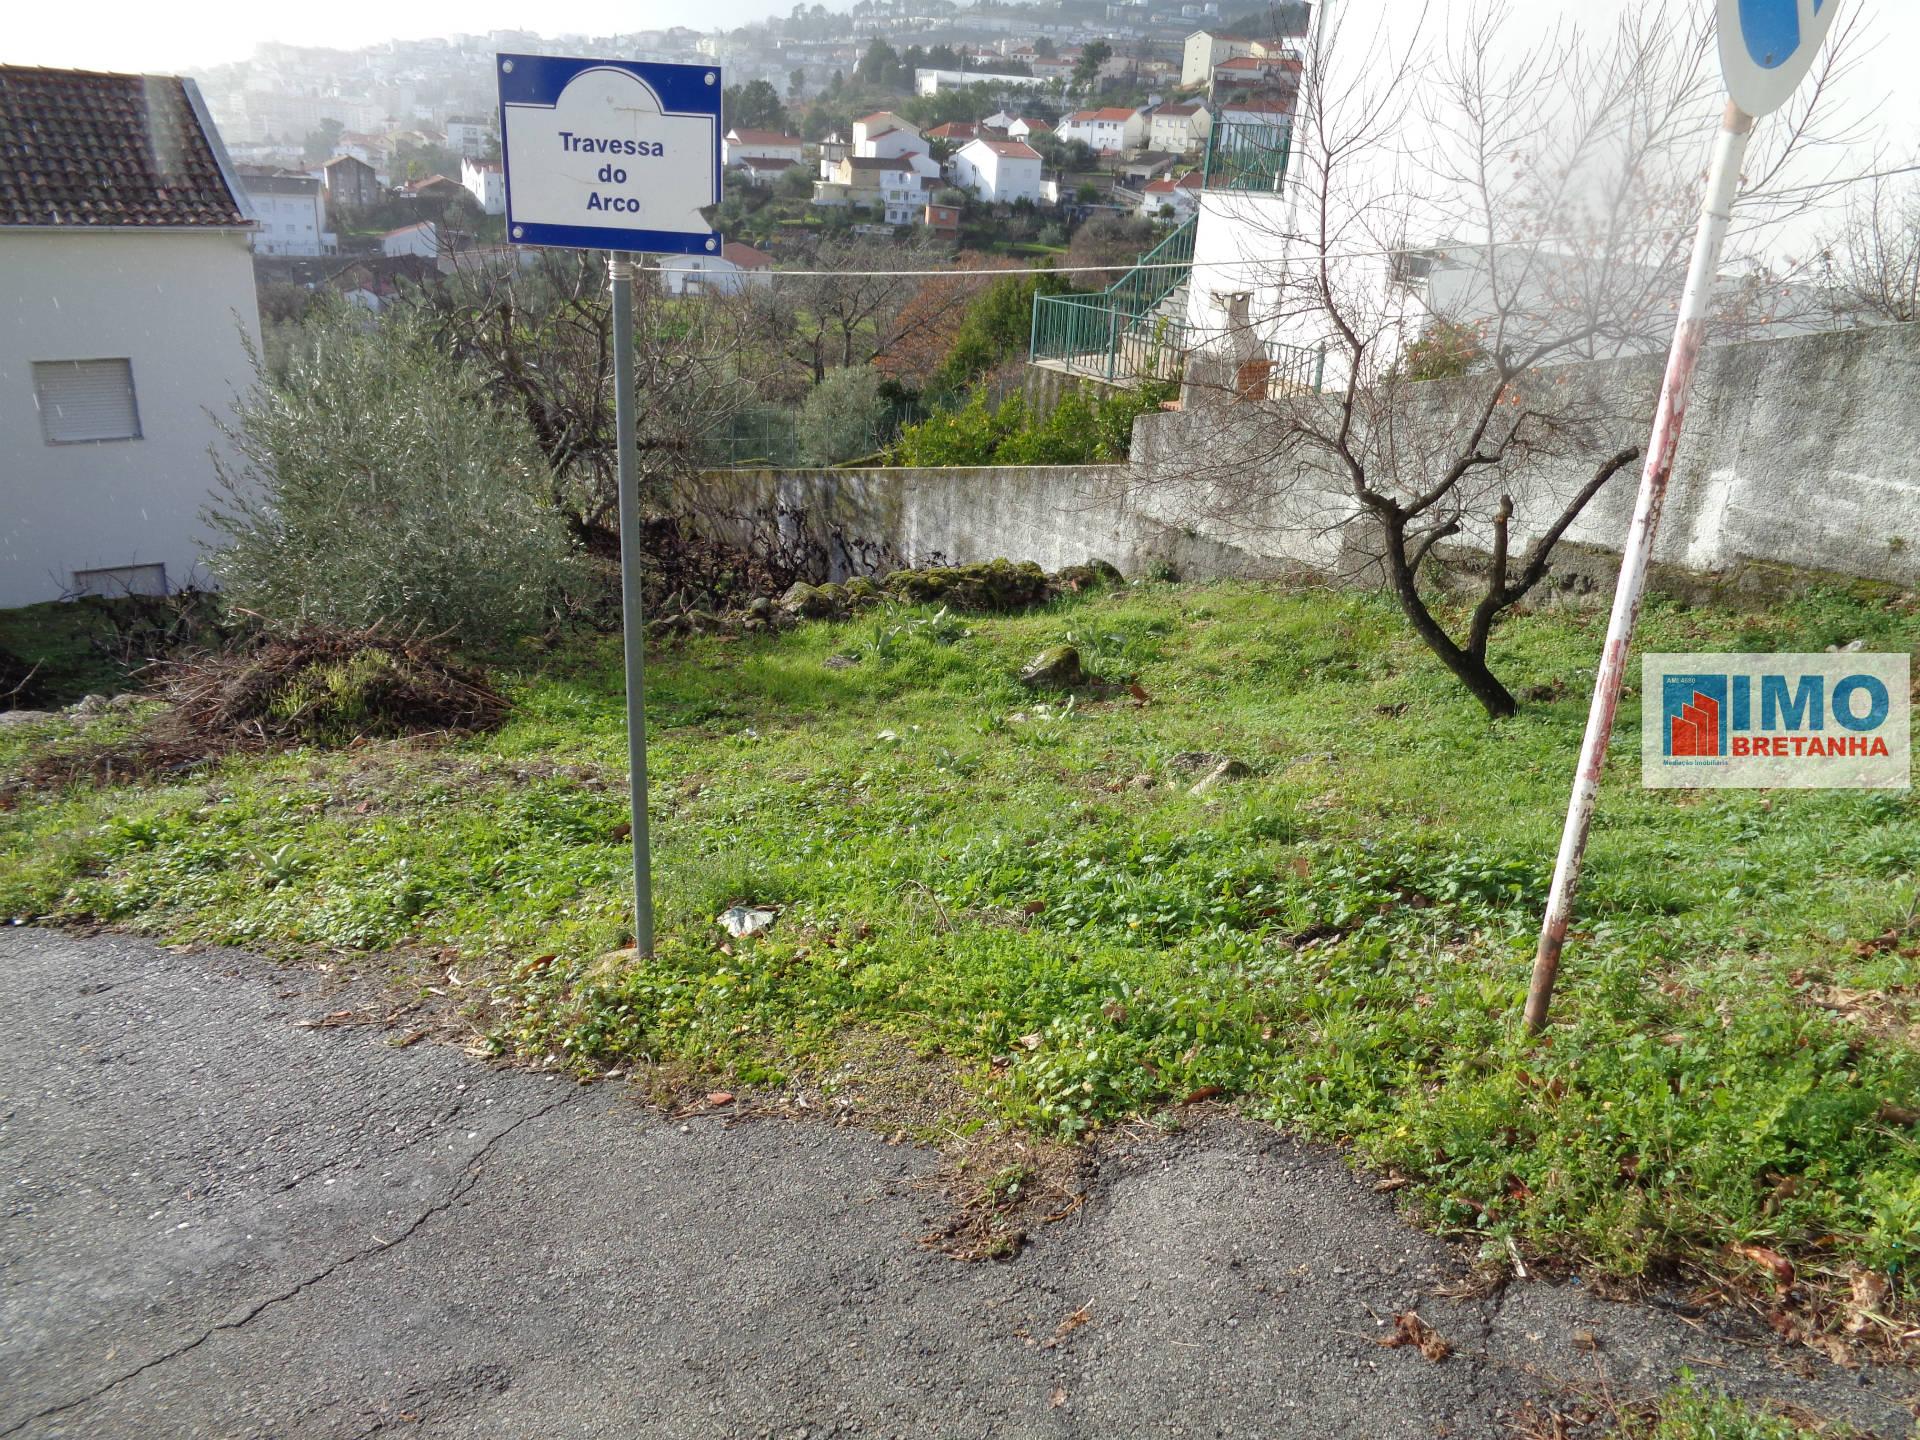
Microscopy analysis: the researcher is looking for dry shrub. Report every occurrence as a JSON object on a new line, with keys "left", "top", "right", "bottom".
{"left": 8, "top": 629, "right": 507, "bottom": 794}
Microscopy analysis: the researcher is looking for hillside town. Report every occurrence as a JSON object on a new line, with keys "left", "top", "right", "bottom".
{"left": 186, "top": 2, "right": 1307, "bottom": 283}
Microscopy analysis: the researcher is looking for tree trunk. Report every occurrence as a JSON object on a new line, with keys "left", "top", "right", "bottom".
{"left": 1381, "top": 517, "right": 1520, "bottom": 720}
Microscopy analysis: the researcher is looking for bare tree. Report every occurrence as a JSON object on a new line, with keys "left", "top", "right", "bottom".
{"left": 416, "top": 250, "right": 778, "bottom": 546}
{"left": 1146, "top": 0, "right": 1862, "bottom": 718}
{"left": 1817, "top": 174, "right": 1920, "bottom": 324}
{"left": 759, "top": 235, "right": 939, "bottom": 385}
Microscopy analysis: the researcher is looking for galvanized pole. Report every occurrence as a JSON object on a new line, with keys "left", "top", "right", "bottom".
{"left": 608, "top": 251, "right": 655, "bottom": 956}
{"left": 1525, "top": 102, "right": 1754, "bottom": 1034}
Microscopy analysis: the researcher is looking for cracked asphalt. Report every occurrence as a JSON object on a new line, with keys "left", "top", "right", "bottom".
{"left": 3, "top": 928, "right": 1916, "bottom": 1438}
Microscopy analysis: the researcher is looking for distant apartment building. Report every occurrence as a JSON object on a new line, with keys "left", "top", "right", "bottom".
{"left": 319, "top": 153, "right": 380, "bottom": 210}
{"left": 444, "top": 116, "right": 493, "bottom": 157}
{"left": 237, "top": 167, "right": 334, "bottom": 256}
{"left": 948, "top": 137, "right": 1044, "bottom": 205}
{"left": 461, "top": 157, "right": 504, "bottom": 215}
{"left": 0, "top": 64, "right": 261, "bottom": 607}
{"left": 1180, "top": 29, "right": 1302, "bottom": 88}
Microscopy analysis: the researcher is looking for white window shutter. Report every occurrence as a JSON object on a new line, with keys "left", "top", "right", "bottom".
{"left": 33, "top": 359, "right": 141, "bottom": 444}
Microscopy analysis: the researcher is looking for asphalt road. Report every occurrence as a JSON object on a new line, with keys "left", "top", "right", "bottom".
{"left": 2, "top": 928, "right": 1914, "bottom": 1439}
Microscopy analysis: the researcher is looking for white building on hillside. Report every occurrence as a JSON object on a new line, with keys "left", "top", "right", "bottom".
{"left": 949, "top": 137, "right": 1044, "bottom": 205}
{"left": 382, "top": 220, "right": 441, "bottom": 258}
{"left": 723, "top": 128, "right": 805, "bottom": 165}
{"left": 1059, "top": 107, "right": 1146, "bottom": 154}
{"left": 1180, "top": 30, "right": 1303, "bottom": 87}
{"left": 238, "top": 168, "right": 334, "bottom": 256}
{"left": 659, "top": 241, "right": 774, "bottom": 296}
{"left": 1138, "top": 170, "right": 1202, "bottom": 221}
{"left": 0, "top": 64, "right": 261, "bottom": 607}
{"left": 913, "top": 68, "right": 1051, "bottom": 96}
{"left": 1147, "top": 102, "right": 1210, "bottom": 154}
{"left": 445, "top": 117, "right": 493, "bottom": 157}
{"left": 852, "top": 112, "right": 918, "bottom": 153}
{"left": 461, "top": 157, "right": 504, "bottom": 215}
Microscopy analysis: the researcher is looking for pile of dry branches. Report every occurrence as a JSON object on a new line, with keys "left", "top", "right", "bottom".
{"left": 7, "top": 629, "right": 507, "bottom": 797}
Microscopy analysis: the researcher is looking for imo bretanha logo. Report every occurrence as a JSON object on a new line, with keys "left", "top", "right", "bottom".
{"left": 1643, "top": 654, "right": 1910, "bottom": 789}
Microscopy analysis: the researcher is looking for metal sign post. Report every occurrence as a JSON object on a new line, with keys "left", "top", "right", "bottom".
{"left": 497, "top": 53, "right": 724, "bottom": 954}
{"left": 608, "top": 252, "right": 655, "bottom": 955}
{"left": 1524, "top": 0, "right": 1843, "bottom": 1033}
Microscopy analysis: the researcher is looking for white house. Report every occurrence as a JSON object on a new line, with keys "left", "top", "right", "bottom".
{"left": 856, "top": 126, "right": 926, "bottom": 163}
{"left": 382, "top": 220, "right": 441, "bottom": 258}
{"left": 658, "top": 240, "right": 774, "bottom": 296}
{"left": 1137, "top": 170, "right": 1203, "bottom": 221}
{"left": 1007, "top": 116, "right": 1053, "bottom": 142}
{"left": 948, "top": 137, "right": 1044, "bottom": 206}
{"left": 1058, "top": 107, "right": 1146, "bottom": 155}
{"left": 852, "top": 112, "right": 918, "bottom": 153}
{"left": 461, "top": 157, "right": 504, "bottom": 215}
{"left": 238, "top": 168, "right": 334, "bottom": 257}
{"left": 737, "top": 156, "right": 799, "bottom": 187}
{"left": 1147, "top": 102, "right": 1211, "bottom": 154}
{"left": 0, "top": 64, "right": 261, "bottom": 607}
{"left": 879, "top": 166, "right": 936, "bottom": 226}
{"left": 723, "top": 128, "right": 805, "bottom": 166}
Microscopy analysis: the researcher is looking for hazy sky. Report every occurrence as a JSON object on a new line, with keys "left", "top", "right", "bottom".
{"left": 7, "top": 0, "right": 1916, "bottom": 185}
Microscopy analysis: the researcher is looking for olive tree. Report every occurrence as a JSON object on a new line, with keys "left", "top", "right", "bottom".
{"left": 207, "top": 306, "right": 579, "bottom": 646}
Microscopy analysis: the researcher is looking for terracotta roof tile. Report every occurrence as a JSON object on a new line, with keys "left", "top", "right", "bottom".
{"left": 0, "top": 65, "right": 246, "bottom": 228}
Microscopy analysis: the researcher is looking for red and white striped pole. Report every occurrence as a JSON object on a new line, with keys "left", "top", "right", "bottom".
{"left": 1524, "top": 102, "right": 1754, "bottom": 1033}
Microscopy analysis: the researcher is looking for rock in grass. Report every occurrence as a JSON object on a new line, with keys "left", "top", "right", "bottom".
{"left": 1169, "top": 750, "right": 1239, "bottom": 774}
{"left": 780, "top": 582, "right": 838, "bottom": 619}
{"left": 1019, "top": 645, "right": 1085, "bottom": 690}
{"left": 1188, "top": 758, "right": 1252, "bottom": 796}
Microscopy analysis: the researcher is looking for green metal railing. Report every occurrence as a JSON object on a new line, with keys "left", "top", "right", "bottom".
{"left": 1028, "top": 215, "right": 1196, "bottom": 382}
{"left": 1202, "top": 120, "right": 1291, "bottom": 193}
{"left": 1263, "top": 339, "right": 1325, "bottom": 396}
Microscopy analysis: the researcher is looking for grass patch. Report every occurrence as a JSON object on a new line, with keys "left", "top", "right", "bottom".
{"left": 3, "top": 579, "right": 1918, "bottom": 1318}
{"left": 1516, "top": 1371, "right": 1884, "bottom": 1438}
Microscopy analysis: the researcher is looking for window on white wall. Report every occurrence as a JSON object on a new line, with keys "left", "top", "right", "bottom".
{"left": 32, "top": 359, "right": 142, "bottom": 445}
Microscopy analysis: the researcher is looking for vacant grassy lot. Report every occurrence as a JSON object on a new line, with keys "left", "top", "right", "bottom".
{"left": 3, "top": 579, "right": 1917, "bottom": 1317}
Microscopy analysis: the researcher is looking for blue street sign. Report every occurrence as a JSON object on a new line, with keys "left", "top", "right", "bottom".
{"left": 1717, "top": 0, "right": 1843, "bottom": 116}
{"left": 497, "top": 54, "right": 723, "bottom": 255}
